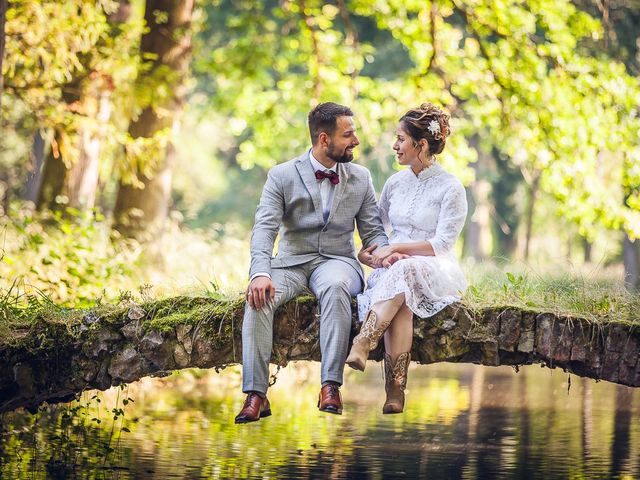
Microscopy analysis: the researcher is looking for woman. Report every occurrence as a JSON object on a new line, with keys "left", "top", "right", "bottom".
{"left": 345, "top": 103, "right": 468, "bottom": 414}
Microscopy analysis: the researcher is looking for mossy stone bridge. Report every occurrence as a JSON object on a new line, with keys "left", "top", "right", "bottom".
{"left": 1, "top": 295, "right": 638, "bottom": 413}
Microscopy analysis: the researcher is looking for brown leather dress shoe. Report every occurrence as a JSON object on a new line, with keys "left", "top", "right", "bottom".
{"left": 317, "top": 384, "right": 342, "bottom": 415}
{"left": 234, "top": 392, "right": 272, "bottom": 424}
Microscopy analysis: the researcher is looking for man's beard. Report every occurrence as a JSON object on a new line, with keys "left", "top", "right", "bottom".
{"left": 327, "top": 143, "right": 354, "bottom": 163}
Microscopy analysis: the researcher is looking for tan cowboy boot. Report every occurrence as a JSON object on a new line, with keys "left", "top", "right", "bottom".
{"left": 345, "top": 310, "right": 392, "bottom": 371}
{"left": 382, "top": 352, "right": 410, "bottom": 414}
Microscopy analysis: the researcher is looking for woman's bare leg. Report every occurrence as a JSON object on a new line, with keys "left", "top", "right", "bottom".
{"left": 383, "top": 304, "right": 413, "bottom": 363}
{"left": 369, "top": 293, "right": 405, "bottom": 325}
{"left": 346, "top": 293, "right": 405, "bottom": 371}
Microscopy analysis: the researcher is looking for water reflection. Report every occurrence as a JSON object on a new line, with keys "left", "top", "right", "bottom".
{"left": 1, "top": 363, "right": 638, "bottom": 479}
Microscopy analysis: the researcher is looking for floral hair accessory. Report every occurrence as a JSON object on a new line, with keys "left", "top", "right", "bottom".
{"left": 427, "top": 120, "right": 440, "bottom": 135}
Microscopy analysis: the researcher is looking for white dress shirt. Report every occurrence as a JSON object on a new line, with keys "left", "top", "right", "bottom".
{"left": 309, "top": 150, "right": 337, "bottom": 223}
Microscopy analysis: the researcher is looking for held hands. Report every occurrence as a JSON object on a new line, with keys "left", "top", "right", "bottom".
{"left": 357, "top": 245, "right": 381, "bottom": 268}
{"left": 370, "top": 245, "right": 396, "bottom": 265}
{"left": 246, "top": 276, "right": 275, "bottom": 310}
{"left": 358, "top": 244, "right": 410, "bottom": 268}
{"left": 382, "top": 252, "right": 410, "bottom": 268}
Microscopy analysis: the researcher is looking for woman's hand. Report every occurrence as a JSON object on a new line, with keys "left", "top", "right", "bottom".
{"left": 357, "top": 244, "right": 378, "bottom": 268}
{"left": 371, "top": 245, "right": 396, "bottom": 264}
{"left": 382, "top": 252, "right": 410, "bottom": 268}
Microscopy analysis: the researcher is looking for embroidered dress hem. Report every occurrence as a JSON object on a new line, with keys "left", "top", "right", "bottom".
{"left": 357, "top": 255, "right": 466, "bottom": 322}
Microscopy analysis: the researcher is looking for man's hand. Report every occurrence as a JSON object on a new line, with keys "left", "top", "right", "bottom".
{"left": 246, "top": 276, "right": 275, "bottom": 310}
{"left": 358, "top": 244, "right": 378, "bottom": 268}
{"left": 382, "top": 252, "right": 410, "bottom": 268}
{"left": 371, "top": 245, "right": 396, "bottom": 265}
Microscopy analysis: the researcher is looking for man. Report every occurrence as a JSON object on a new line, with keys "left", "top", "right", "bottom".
{"left": 235, "top": 102, "right": 388, "bottom": 423}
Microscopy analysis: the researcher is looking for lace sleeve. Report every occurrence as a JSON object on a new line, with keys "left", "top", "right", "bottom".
{"left": 428, "top": 182, "right": 468, "bottom": 256}
{"left": 379, "top": 180, "right": 392, "bottom": 234}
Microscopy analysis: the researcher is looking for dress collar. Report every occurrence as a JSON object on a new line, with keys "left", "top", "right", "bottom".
{"left": 416, "top": 162, "right": 443, "bottom": 181}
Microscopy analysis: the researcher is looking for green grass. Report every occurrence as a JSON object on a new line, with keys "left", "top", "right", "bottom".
{"left": 462, "top": 261, "right": 639, "bottom": 326}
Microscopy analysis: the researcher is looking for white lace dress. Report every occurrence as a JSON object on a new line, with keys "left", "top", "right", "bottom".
{"left": 357, "top": 163, "right": 468, "bottom": 322}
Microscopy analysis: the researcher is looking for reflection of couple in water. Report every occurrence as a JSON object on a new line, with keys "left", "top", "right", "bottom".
{"left": 235, "top": 101, "right": 467, "bottom": 424}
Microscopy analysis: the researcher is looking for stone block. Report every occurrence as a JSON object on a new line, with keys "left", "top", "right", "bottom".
{"left": 140, "top": 330, "right": 176, "bottom": 370}
{"left": 481, "top": 340, "right": 500, "bottom": 366}
{"left": 517, "top": 313, "right": 536, "bottom": 353}
{"left": 83, "top": 329, "right": 123, "bottom": 358}
{"left": 553, "top": 319, "right": 572, "bottom": 363}
{"left": 176, "top": 324, "right": 193, "bottom": 354}
{"left": 173, "top": 343, "right": 191, "bottom": 368}
{"left": 621, "top": 332, "right": 639, "bottom": 370}
{"left": 498, "top": 309, "right": 521, "bottom": 352}
{"left": 109, "top": 347, "right": 151, "bottom": 383}
{"left": 535, "top": 314, "right": 555, "bottom": 359}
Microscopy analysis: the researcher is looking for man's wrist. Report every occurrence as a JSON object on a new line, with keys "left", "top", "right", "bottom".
{"left": 250, "top": 272, "right": 272, "bottom": 282}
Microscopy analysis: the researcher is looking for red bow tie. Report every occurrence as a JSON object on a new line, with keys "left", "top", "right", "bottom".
{"left": 315, "top": 170, "right": 340, "bottom": 185}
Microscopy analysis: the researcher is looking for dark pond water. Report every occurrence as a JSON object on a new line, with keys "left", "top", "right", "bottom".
{"left": 1, "top": 362, "right": 639, "bottom": 479}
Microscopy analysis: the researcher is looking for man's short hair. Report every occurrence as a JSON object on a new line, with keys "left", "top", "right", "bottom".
{"left": 308, "top": 102, "right": 354, "bottom": 145}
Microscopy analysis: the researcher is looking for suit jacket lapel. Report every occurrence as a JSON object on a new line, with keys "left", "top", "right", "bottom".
{"left": 295, "top": 153, "right": 324, "bottom": 223}
{"left": 327, "top": 162, "right": 349, "bottom": 224}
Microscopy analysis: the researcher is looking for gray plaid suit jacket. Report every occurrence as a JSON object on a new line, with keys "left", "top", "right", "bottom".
{"left": 249, "top": 150, "right": 388, "bottom": 283}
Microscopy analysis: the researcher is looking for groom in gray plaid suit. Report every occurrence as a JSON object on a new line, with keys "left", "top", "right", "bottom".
{"left": 235, "top": 102, "right": 388, "bottom": 423}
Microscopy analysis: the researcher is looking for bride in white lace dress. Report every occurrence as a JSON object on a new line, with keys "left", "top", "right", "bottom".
{"left": 345, "top": 103, "right": 467, "bottom": 414}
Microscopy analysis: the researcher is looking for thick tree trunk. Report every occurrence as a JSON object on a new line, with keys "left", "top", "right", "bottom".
{"left": 112, "top": 0, "right": 194, "bottom": 241}
{"left": 35, "top": 2, "right": 128, "bottom": 213}
{"left": 1, "top": 296, "right": 638, "bottom": 413}
{"left": 36, "top": 127, "right": 70, "bottom": 211}
{"left": 490, "top": 147, "right": 523, "bottom": 259}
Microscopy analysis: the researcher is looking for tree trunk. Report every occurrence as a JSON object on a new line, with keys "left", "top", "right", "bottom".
{"left": 36, "top": 127, "right": 70, "bottom": 211}
{"left": 35, "top": 76, "right": 105, "bottom": 213}
{"left": 462, "top": 135, "right": 491, "bottom": 261}
{"left": 490, "top": 146, "right": 523, "bottom": 259}
{"left": 0, "top": 0, "right": 7, "bottom": 108}
{"left": 583, "top": 237, "right": 592, "bottom": 264}
{"left": 35, "top": 1, "right": 129, "bottom": 214}
{"left": 623, "top": 158, "right": 640, "bottom": 291}
{"left": 623, "top": 235, "right": 639, "bottom": 291}
{"left": 66, "top": 79, "right": 113, "bottom": 211}
{"left": 523, "top": 173, "right": 540, "bottom": 261}
{"left": 24, "top": 130, "right": 46, "bottom": 203}
{"left": 0, "top": 169, "right": 9, "bottom": 216}
{"left": 112, "top": 0, "right": 195, "bottom": 241}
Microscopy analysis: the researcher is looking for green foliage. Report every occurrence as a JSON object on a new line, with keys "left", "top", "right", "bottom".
{"left": 0, "top": 202, "right": 253, "bottom": 315}
{"left": 193, "top": 0, "right": 640, "bottom": 240}
{"left": 1, "top": 0, "right": 145, "bottom": 208}
{"left": 0, "top": 207, "right": 140, "bottom": 306}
